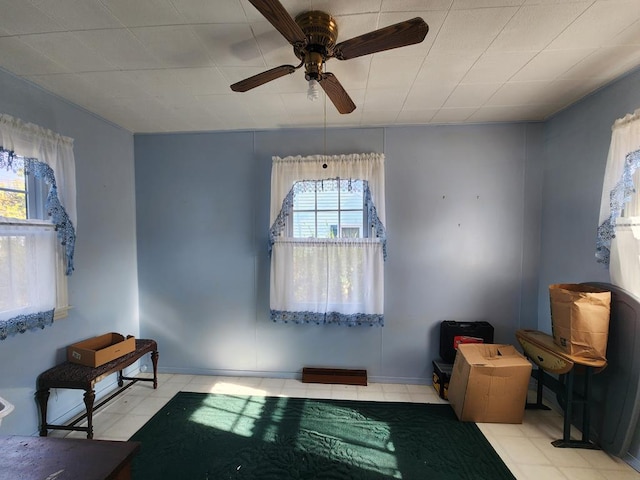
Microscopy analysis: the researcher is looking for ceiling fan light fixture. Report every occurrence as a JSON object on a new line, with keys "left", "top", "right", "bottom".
{"left": 307, "top": 79, "right": 320, "bottom": 101}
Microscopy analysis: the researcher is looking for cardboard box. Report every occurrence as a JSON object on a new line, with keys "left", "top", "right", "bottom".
{"left": 432, "top": 360, "right": 453, "bottom": 400}
{"left": 67, "top": 333, "right": 136, "bottom": 367}
{"left": 448, "top": 343, "right": 532, "bottom": 424}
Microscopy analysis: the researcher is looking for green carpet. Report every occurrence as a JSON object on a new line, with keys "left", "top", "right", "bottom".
{"left": 129, "top": 392, "right": 515, "bottom": 480}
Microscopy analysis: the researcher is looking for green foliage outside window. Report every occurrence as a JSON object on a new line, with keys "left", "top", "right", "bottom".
{"left": 0, "top": 167, "right": 27, "bottom": 219}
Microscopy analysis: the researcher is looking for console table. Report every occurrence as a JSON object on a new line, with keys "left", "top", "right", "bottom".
{"left": 36, "top": 339, "right": 158, "bottom": 439}
{"left": 516, "top": 329, "right": 606, "bottom": 448}
{"left": 0, "top": 436, "right": 140, "bottom": 480}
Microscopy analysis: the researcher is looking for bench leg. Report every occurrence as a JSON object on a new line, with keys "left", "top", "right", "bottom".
{"left": 36, "top": 389, "right": 50, "bottom": 436}
{"left": 84, "top": 389, "right": 96, "bottom": 439}
{"left": 151, "top": 350, "right": 159, "bottom": 389}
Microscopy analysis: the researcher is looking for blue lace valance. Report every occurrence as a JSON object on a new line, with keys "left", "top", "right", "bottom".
{"left": 596, "top": 148, "right": 640, "bottom": 265}
{"left": 269, "top": 178, "right": 387, "bottom": 259}
{"left": 0, "top": 147, "right": 76, "bottom": 274}
{"left": 271, "top": 309, "right": 384, "bottom": 327}
{"left": 0, "top": 309, "right": 55, "bottom": 340}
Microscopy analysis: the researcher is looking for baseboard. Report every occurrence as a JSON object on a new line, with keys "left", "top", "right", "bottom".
{"left": 623, "top": 452, "right": 640, "bottom": 473}
{"left": 155, "top": 367, "right": 430, "bottom": 385}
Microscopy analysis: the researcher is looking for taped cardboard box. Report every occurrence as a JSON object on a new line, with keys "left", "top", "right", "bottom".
{"left": 549, "top": 283, "right": 611, "bottom": 362}
{"left": 67, "top": 333, "right": 135, "bottom": 367}
{"left": 448, "top": 343, "right": 532, "bottom": 424}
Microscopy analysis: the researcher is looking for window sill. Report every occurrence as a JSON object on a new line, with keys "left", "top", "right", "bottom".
{"left": 54, "top": 306, "right": 71, "bottom": 321}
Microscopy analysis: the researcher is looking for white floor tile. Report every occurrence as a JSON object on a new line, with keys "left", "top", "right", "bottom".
{"left": 558, "top": 467, "right": 607, "bottom": 480}
{"left": 101, "top": 393, "right": 146, "bottom": 414}
{"left": 305, "top": 389, "right": 332, "bottom": 399}
{"left": 382, "top": 392, "right": 413, "bottom": 402}
{"left": 518, "top": 464, "right": 571, "bottom": 480}
{"left": 493, "top": 435, "right": 552, "bottom": 465}
{"left": 380, "top": 383, "right": 410, "bottom": 393}
{"left": 577, "top": 449, "right": 635, "bottom": 470}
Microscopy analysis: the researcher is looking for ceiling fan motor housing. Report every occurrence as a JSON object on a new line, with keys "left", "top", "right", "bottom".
{"left": 294, "top": 11, "right": 338, "bottom": 80}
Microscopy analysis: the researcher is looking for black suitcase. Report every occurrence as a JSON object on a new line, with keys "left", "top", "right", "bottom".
{"left": 439, "top": 320, "right": 494, "bottom": 363}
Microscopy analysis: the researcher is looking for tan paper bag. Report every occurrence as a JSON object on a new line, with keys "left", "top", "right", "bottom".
{"left": 549, "top": 284, "right": 611, "bottom": 362}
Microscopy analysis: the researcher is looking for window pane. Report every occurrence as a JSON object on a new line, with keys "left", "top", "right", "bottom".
{"left": 340, "top": 211, "right": 362, "bottom": 238}
{"left": 0, "top": 236, "right": 28, "bottom": 310}
{"left": 292, "top": 211, "right": 315, "bottom": 237}
{"left": 317, "top": 211, "right": 339, "bottom": 238}
{"left": 0, "top": 167, "right": 25, "bottom": 190}
{"left": 0, "top": 190, "right": 27, "bottom": 219}
{"left": 0, "top": 166, "right": 28, "bottom": 219}
{"left": 340, "top": 180, "right": 364, "bottom": 209}
{"left": 293, "top": 188, "right": 315, "bottom": 211}
{"left": 317, "top": 182, "right": 339, "bottom": 210}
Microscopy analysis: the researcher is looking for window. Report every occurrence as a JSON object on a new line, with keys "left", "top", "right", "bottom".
{"left": 0, "top": 114, "right": 76, "bottom": 340}
{"left": 597, "top": 109, "right": 640, "bottom": 298}
{"left": 291, "top": 179, "right": 366, "bottom": 238}
{"left": 0, "top": 160, "right": 48, "bottom": 220}
{"left": 269, "top": 153, "right": 386, "bottom": 327}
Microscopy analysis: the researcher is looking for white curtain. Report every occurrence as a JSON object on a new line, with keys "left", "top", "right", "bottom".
{"left": 597, "top": 109, "right": 640, "bottom": 297}
{"left": 0, "top": 220, "right": 57, "bottom": 314}
{"left": 0, "top": 114, "right": 76, "bottom": 340}
{"left": 0, "top": 114, "right": 76, "bottom": 228}
{"left": 269, "top": 153, "right": 386, "bottom": 326}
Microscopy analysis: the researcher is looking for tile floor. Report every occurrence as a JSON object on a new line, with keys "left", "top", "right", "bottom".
{"left": 55, "top": 373, "right": 640, "bottom": 480}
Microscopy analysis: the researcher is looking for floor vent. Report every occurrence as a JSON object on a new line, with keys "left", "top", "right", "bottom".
{"left": 302, "top": 367, "right": 368, "bottom": 386}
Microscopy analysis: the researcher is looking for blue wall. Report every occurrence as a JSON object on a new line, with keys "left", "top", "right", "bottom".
{"left": 0, "top": 68, "right": 139, "bottom": 435}
{"left": 537, "top": 66, "right": 640, "bottom": 467}
{"left": 135, "top": 123, "right": 543, "bottom": 382}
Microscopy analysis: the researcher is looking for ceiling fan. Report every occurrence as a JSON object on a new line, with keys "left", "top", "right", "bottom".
{"left": 230, "top": 0, "right": 429, "bottom": 114}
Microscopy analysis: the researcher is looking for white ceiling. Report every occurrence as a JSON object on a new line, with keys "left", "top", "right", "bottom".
{"left": 1, "top": 0, "right": 640, "bottom": 133}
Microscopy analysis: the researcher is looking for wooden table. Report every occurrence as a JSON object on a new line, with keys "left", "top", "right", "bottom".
{"left": 36, "top": 339, "right": 158, "bottom": 439}
{"left": 0, "top": 436, "right": 140, "bottom": 480}
{"left": 516, "top": 329, "right": 607, "bottom": 449}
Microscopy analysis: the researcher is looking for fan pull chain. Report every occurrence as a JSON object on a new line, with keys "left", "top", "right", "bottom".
{"left": 323, "top": 59, "right": 327, "bottom": 162}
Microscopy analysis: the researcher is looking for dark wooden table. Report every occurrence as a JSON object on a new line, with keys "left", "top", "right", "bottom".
{"left": 0, "top": 436, "right": 140, "bottom": 480}
{"left": 36, "top": 339, "right": 158, "bottom": 439}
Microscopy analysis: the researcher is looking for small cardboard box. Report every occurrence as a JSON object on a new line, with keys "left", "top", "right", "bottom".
{"left": 432, "top": 360, "right": 453, "bottom": 400}
{"left": 448, "top": 343, "right": 532, "bottom": 424}
{"left": 67, "top": 333, "right": 135, "bottom": 367}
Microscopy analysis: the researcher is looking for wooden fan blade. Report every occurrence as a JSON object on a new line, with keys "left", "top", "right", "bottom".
{"left": 319, "top": 73, "right": 356, "bottom": 114}
{"left": 248, "top": 0, "right": 307, "bottom": 46}
{"left": 230, "top": 65, "right": 297, "bottom": 92}
{"left": 333, "top": 17, "right": 428, "bottom": 60}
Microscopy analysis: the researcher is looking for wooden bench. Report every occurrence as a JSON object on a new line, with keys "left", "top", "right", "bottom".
{"left": 36, "top": 339, "right": 158, "bottom": 439}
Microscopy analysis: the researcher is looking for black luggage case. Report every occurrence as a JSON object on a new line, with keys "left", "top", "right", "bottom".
{"left": 439, "top": 320, "right": 494, "bottom": 363}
